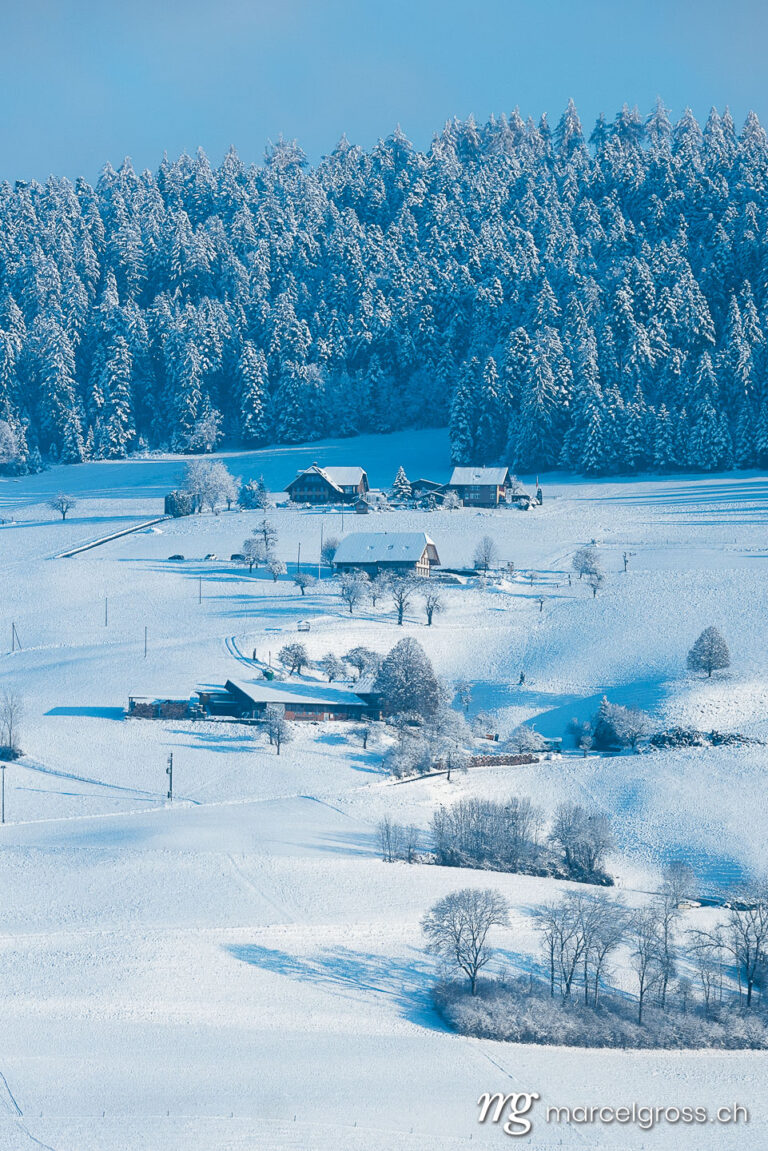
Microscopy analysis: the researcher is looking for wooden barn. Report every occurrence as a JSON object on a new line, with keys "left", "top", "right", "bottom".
{"left": 447, "top": 467, "right": 512, "bottom": 507}
{"left": 285, "top": 464, "right": 369, "bottom": 504}
{"left": 333, "top": 531, "right": 440, "bottom": 578}
{"left": 219, "top": 679, "right": 374, "bottom": 721}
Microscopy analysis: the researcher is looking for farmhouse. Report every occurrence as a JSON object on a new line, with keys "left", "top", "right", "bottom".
{"left": 447, "top": 466, "right": 512, "bottom": 507}
{"left": 217, "top": 679, "right": 374, "bottom": 721}
{"left": 333, "top": 531, "right": 440, "bottom": 577}
{"left": 285, "top": 464, "right": 369, "bottom": 504}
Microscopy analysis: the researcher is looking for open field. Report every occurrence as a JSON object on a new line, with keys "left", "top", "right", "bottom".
{"left": 0, "top": 431, "right": 767, "bottom": 1149}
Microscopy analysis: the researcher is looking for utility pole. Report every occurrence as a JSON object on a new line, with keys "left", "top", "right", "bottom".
{"left": 166, "top": 753, "right": 173, "bottom": 802}
{"left": 297, "top": 541, "right": 301, "bottom": 574}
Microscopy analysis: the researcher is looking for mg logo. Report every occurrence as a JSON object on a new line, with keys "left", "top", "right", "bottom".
{"left": 477, "top": 1091, "right": 540, "bottom": 1136}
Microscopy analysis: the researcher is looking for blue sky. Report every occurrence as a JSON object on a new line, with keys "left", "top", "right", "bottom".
{"left": 2, "top": 0, "right": 767, "bottom": 181}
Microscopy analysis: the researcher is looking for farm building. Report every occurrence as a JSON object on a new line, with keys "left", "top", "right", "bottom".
{"left": 212, "top": 679, "right": 374, "bottom": 721}
{"left": 447, "top": 466, "right": 512, "bottom": 507}
{"left": 285, "top": 464, "right": 369, "bottom": 504}
{"left": 410, "top": 478, "right": 447, "bottom": 499}
{"left": 333, "top": 531, "right": 440, "bottom": 578}
{"left": 128, "top": 696, "right": 194, "bottom": 719}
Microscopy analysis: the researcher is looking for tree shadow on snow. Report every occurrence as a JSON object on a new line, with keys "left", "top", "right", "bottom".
{"left": 225, "top": 943, "right": 446, "bottom": 1030}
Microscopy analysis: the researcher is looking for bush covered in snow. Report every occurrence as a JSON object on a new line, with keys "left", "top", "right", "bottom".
{"left": 433, "top": 977, "right": 768, "bottom": 1050}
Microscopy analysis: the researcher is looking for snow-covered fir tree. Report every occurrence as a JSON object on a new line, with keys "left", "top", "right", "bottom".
{"left": 2, "top": 103, "right": 768, "bottom": 474}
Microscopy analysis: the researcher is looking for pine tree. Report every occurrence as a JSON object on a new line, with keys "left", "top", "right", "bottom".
{"left": 449, "top": 360, "right": 479, "bottom": 464}
{"left": 475, "top": 356, "right": 503, "bottom": 461}
{"left": 652, "top": 404, "right": 676, "bottom": 470}
{"left": 391, "top": 466, "right": 412, "bottom": 500}
{"left": 238, "top": 341, "right": 268, "bottom": 444}
{"left": 99, "top": 336, "right": 135, "bottom": 458}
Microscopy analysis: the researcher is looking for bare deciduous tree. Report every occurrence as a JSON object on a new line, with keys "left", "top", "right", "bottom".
{"left": 264, "top": 704, "right": 291, "bottom": 755}
{"left": 321, "top": 535, "right": 340, "bottom": 569}
{"left": 338, "top": 572, "right": 367, "bottom": 614}
{"left": 49, "top": 493, "right": 77, "bottom": 520}
{"left": 422, "top": 585, "right": 444, "bottom": 626}
{"left": 389, "top": 576, "right": 417, "bottom": 625}
{"left": 630, "top": 909, "right": 663, "bottom": 1024}
{"left": 549, "top": 803, "right": 613, "bottom": 877}
{"left": 278, "top": 642, "right": 309, "bottom": 675}
{"left": 367, "top": 572, "right": 390, "bottom": 607}
{"left": 0, "top": 688, "right": 23, "bottom": 755}
{"left": 587, "top": 568, "right": 605, "bottom": 597}
{"left": 293, "top": 571, "right": 316, "bottom": 596}
{"left": 344, "top": 646, "right": 381, "bottom": 680}
{"left": 473, "top": 536, "right": 499, "bottom": 572}
{"left": 319, "top": 652, "right": 345, "bottom": 682}
{"left": 422, "top": 888, "right": 509, "bottom": 994}
{"left": 267, "top": 557, "right": 286, "bottom": 582}
{"left": 255, "top": 518, "right": 279, "bottom": 553}
{"left": 571, "top": 546, "right": 599, "bottom": 579}
{"left": 241, "top": 537, "right": 267, "bottom": 572}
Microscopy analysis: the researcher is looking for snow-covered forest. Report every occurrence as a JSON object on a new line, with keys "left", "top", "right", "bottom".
{"left": 2, "top": 100, "right": 768, "bottom": 474}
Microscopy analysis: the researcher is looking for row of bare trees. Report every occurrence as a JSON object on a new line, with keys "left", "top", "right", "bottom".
{"left": 421, "top": 871, "right": 768, "bottom": 1031}
{"left": 379, "top": 799, "right": 613, "bottom": 883}
{"left": 337, "top": 572, "right": 444, "bottom": 626}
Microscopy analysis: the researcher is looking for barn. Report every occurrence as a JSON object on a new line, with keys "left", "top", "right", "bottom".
{"left": 332, "top": 531, "right": 440, "bottom": 578}
{"left": 220, "top": 679, "right": 373, "bottom": 721}
{"left": 285, "top": 464, "right": 369, "bottom": 504}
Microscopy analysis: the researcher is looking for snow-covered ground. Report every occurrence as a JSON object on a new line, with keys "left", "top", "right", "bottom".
{"left": 0, "top": 432, "right": 767, "bottom": 1149}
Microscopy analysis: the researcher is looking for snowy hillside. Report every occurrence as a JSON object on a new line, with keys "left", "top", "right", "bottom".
{"left": 0, "top": 436, "right": 766, "bottom": 1149}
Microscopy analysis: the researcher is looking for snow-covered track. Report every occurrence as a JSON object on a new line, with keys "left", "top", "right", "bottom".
{"left": 53, "top": 516, "right": 170, "bottom": 559}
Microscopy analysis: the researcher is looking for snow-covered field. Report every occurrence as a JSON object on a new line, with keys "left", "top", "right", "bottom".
{"left": 0, "top": 429, "right": 767, "bottom": 1149}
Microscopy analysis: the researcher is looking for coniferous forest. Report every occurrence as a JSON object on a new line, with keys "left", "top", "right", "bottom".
{"left": 2, "top": 100, "right": 768, "bottom": 475}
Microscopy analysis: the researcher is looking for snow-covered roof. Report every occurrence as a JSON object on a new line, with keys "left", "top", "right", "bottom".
{"left": 333, "top": 532, "right": 436, "bottom": 565}
{"left": 450, "top": 467, "right": 510, "bottom": 485}
{"left": 225, "top": 679, "right": 367, "bottom": 708}
{"left": 288, "top": 464, "right": 366, "bottom": 490}
{"left": 323, "top": 466, "right": 366, "bottom": 486}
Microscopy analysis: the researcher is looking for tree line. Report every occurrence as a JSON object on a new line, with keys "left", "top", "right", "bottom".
{"left": 2, "top": 102, "right": 768, "bottom": 474}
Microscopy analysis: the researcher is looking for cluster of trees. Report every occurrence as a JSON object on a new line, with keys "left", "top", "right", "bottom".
{"left": 571, "top": 545, "right": 605, "bottom": 596}
{"left": 336, "top": 571, "right": 444, "bottom": 626}
{"left": 241, "top": 517, "right": 286, "bottom": 581}
{"left": 275, "top": 642, "right": 382, "bottom": 681}
{"left": 4, "top": 103, "right": 768, "bottom": 475}
{"left": 383, "top": 797, "right": 613, "bottom": 882}
{"left": 425, "top": 870, "right": 768, "bottom": 1048}
{"left": 166, "top": 460, "right": 268, "bottom": 517}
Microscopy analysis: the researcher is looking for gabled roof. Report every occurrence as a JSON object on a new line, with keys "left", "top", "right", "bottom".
{"left": 225, "top": 678, "right": 367, "bottom": 708}
{"left": 449, "top": 466, "right": 510, "bottom": 485}
{"left": 287, "top": 464, "right": 366, "bottom": 491}
{"left": 333, "top": 531, "right": 437, "bottom": 565}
